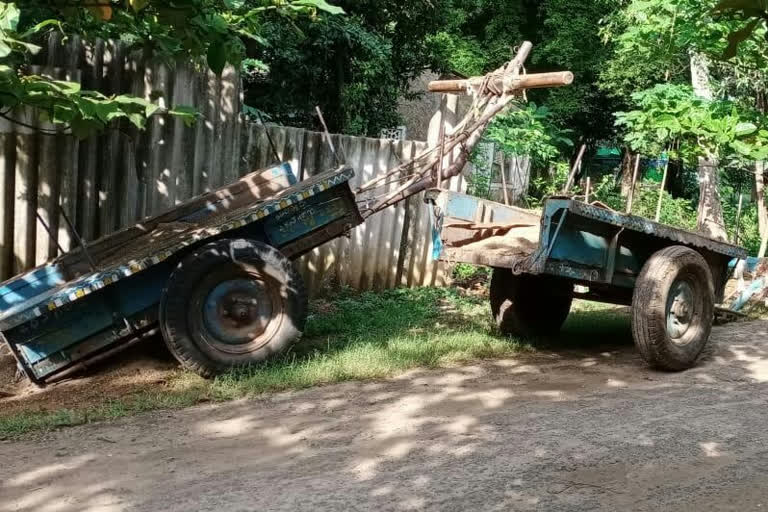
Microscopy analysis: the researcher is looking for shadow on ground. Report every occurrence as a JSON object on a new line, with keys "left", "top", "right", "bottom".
{"left": 2, "top": 318, "right": 768, "bottom": 511}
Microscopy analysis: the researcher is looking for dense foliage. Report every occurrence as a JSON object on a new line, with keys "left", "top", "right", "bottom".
{"left": 1, "top": 0, "right": 342, "bottom": 137}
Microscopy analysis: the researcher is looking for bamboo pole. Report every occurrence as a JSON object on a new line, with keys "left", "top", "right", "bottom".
{"left": 626, "top": 154, "right": 641, "bottom": 214}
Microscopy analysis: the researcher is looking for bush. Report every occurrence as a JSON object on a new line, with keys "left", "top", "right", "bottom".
{"left": 591, "top": 176, "right": 698, "bottom": 231}
{"left": 452, "top": 263, "right": 490, "bottom": 282}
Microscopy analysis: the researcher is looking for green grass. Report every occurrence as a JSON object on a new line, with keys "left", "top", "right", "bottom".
{"left": 0, "top": 287, "right": 629, "bottom": 438}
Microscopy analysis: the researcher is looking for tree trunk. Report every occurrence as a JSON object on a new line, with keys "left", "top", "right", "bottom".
{"left": 757, "top": 161, "right": 768, "bottom": 257}
{"left": 690, "top": 53, "right": 727, "bottom": 240}
{"left": 696, "top": 157, "right": 728, "bottom": 241}
{"left": 690, "top": 52, "right": 714, "bottom": 100}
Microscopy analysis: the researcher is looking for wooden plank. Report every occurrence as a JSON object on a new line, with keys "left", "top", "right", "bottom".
{"left": 396, "top": 140, "right": 416, "bottom": 287}
{"left": 76, "top": 40, "right": 103, "bottom": 241}
{"left": 35, "top": 133, "right": 60, "bottom": 263}
{"left": 375, "top": 138, "right": 396, "bottom": 289}
{"left": 0, "top": 134, "right": 15, "bottom": 280}
{"left": 57, "top": 164, "right": 296, "bottom": 276}
{"left": 170, "top": 62, "right": 192, "bottom": 205}
{"left": 58, "top": 136, "right": 79, "bottom": 253}
{"left": 386, "top": 140, "right": 407, "bottom": 289}
{"left": 14, "top": 133, "right": 38, "bottom": 274}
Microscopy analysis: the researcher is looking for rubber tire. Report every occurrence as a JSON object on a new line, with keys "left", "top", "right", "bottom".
{"left": 159, "top": 239, "right": 308, "bottom": 378}
{"left": 631, "top": 245, "right": 714, "bottom": 371}
{"left": 490, "top": 268, "right": 573, "bottom": 337}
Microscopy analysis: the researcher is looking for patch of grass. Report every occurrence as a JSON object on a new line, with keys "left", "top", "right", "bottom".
{"left": 0, "top": 288, "right": 628, "bottom": 438}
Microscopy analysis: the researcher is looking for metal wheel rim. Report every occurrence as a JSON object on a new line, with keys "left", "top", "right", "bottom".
{"left": 190, "top": 265, "right": 285, "bottom": 355}
{"left": 666, "top": 278, "right": 696, "bottom": 344}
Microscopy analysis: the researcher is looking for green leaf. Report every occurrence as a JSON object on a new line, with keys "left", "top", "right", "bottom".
{"left": 127, "top": 112, "right": 146, "bottom": 129}
{"left": 0, "top": 2, "right": 20, "bottom": 31}
{"left": 291, "top": 0, "right": 345, "bottom": 15}
{"left": 128, "top": 0, "right": 150, "bottom": 12}
{"left": 8, "top": 38, "right": 41, "bottom": 54}
{"left": 70, "top": 118, "right": 104, "bottom": 139}
{"left": 52, "top": 80, "right": 81, "bottom": 95}
{"left": 168, "top": 105, "right": 199, "bottom": 126}
{"left": 0, "top": 40, "right": 11, "bottom": 58}
{"left": 207, "top": 41, "right": 227, "bottom": 76}
{"left": 20, "top": 19, "right": 62, "bottom": 39}
{"left": 224, "top": 0, "right": 246, "bottom": 8}
{"left": 735, "top": 121, "right": 758, "bottom": 136}
{"left": 731, "top": 140, "right": 753, "bottom": 155}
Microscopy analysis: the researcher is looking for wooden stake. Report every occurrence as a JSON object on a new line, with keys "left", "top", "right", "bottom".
{"left": 735, "top": 192, "right": 744, "bottom": 244}
{"left": 436, "top": 116, "right": 446, "bottom": 190}
{"left": 585, "top": 176, "right": 591, "bottom": 204}
{"left": 563, "top": 144, "right": 587, "bottom": 194}
{"left": 655, "top": 151, "right": 671, "bottom": 222}
{"left": 315, "top": 106, "right": 342, "bottom": 166}
{"left": 500, "top": 154, "right": 510, "bottom": 205}
{"left": 626, "top": 154, "right": 641, "bottom": 214}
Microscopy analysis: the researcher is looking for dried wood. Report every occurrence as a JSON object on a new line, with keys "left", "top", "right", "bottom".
{"left": 428, "top": 71, "right": 574, "bottom": 95}
{"left": 356, "top": 42, "right": 571, "bottom": 220}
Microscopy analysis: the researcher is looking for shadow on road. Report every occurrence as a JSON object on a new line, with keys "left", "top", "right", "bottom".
{"left": 3, "top": 319, "right": 768, "bottom": 511}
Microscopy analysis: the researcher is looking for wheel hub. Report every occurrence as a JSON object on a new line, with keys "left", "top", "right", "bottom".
{"left": 203, "top": 279, "right": 273, "bottom": 345}
{"left": 666, "top": 280, "right": 695, "bottom": 342}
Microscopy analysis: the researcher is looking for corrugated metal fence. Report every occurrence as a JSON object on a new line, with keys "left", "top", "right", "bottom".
{"left": 241, "top": 124, "right": 465, "bottom": 294}
{"left": 0, "top": 35, "right": 242, "bottom": 279}
{"left": 0, "top": 36, "right": 464, "bottom": 295}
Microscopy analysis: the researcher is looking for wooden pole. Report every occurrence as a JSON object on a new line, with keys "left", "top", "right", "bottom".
{"left": 315, "top": 106, "right": 342, "bottom": 166}
{"left": 735, "top": 192, "right": 744, "bottom": 244}
{"left": 563, "top": 144, "right": 587, "bottom": 194}
{"left": 585, "top": 176, "right": 591, "bottom": 204}
{"left": 655, "top": 151, "right": 671, "bottom": 222}
{"left": 626, "top": 154, "right": 641, "bottom": 214}
{"left": 436, "top": 116, "right": 446, "bottom": 190}
{"left": 428, "top": 71, "right": 574, "bottom": 95}
{"left": 500, "top": 154, "right": 510, "bottom": 205}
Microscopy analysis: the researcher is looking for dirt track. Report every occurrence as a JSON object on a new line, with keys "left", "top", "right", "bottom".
{"left": 3, "top": 319, "right": 768, "bottom": 511}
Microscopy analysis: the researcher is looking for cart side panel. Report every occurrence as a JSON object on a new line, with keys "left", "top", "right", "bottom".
{"left": 4, "top": 263, "right": 171, "bottom": 381}
{"left": 0, "top": 264, "right": 67, "bottom": 313}
{"left": 538, "top": 203, "right": 644, "bottom": 288}
{"left": 537, "top": 199, "right": 746, "bottom": 301}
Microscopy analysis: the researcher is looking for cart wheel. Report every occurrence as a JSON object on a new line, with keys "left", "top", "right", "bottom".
{"left": 632, "top": 246, "right": 714, "bottom": 371}
{"left": 160, "top": 239, "right": 307, "bottom": 378}
{"left": 490, "top": 269, "right": 573, "bottom": 337}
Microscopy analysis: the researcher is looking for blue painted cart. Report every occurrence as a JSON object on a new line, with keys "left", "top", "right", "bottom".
{"left": 426, "top": 190, "right": 747, "bottom": 370}
{"left": 1, "top": 164, "right": 362, "bottom": 384}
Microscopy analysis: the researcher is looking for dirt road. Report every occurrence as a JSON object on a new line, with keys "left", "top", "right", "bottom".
{"left": 3, "top": 320, "right": 768, "bottom": 511}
